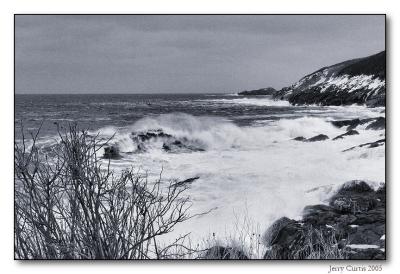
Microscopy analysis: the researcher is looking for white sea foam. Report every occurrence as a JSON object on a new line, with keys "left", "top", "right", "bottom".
{"left": 89, "top": 112, "right": 385, "bottom": 242}
{"left": 346, "top": 244, "right": 380, "bottom": 249}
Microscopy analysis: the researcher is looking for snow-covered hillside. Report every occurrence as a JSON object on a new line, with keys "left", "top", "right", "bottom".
{"left": 273, "top": 51, "right": 386, "bottom": 107}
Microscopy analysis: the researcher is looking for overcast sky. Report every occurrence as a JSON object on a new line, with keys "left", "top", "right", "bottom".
{"left": 15, "top": 15, "right": 385, "bottom": 94}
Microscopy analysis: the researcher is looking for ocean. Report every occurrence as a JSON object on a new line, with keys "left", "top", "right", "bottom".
{"left": 15, "top": 93, "right": 385, "bottom": 244}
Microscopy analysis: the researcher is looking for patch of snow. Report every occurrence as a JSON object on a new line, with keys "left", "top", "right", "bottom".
{"left": 346, "top": 244, "right": 380, "bottom": 249}
{"left": 294, "top": 72, "right": 385, "bottom": 95}
{"left": 380, "top": 235, "right": 385, "bottom": 240}
{"left": 349, "top": 225, "right": 359, "bottom": 228}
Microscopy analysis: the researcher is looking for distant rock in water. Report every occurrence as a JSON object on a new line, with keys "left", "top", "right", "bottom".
{"left": 103, "top": 146, "right": 121, "bottom": 159}
{"left": 366, "top": 117, "right": 385, "bottom": 130}
{"left": 305, "top": 134, "right": 329, "bottom": 142}
{"left": 293, "top": 136, "right": 306, "bottom": 141}
{"left": 272, "top": 51, "right": 385, "bottom": 107}
{"left": 130, "top": 129, "right": 206, "bottom": 153}
{"left": 293, "top": 134, "right": 329, "bottom": 142}
{"left": 333, "top": 129, "right": 359, "bottom": 140}
{"left": 331, "top": 117, "right": 385, "bottom": 131}
{"left": 238, "top": 87, "right": 276, "bottom": 96}
{"left": 263, "top": 180, "right": 386, "bottom": 259}
{"left": 331, "top": 118, "right": 371, "bottom": 130}
{"left": 172, "top": 176, "right": 200, "bottom": 188}
{"left": 342, "top": 139, "right": 385, "bottom": 152}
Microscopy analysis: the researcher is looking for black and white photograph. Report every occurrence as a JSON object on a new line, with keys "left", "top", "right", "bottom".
{"left": 14, "top": 14, "right": 386, "bottom": 261}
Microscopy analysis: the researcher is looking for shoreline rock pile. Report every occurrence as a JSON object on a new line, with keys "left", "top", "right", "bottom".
{"left": 263, "top": 180, "right": 385, "bottom": 259}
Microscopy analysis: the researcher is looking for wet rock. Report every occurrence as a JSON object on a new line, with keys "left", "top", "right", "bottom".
{"left": 331, "top": 118, "right": 366, "bottom": 130}
{"left": 162, "top": 139, "right": 205, "bottom": 153}
{"left": 333, "top": 130, "right": 359, "bottom": 140}
{"left": 238, "top": 87, "right": 276, "bottom": 96}
{"left": 263, "top": 181, "right": 386, "bottom": 259}
{"left": 162, "top": 143, "right": 171, "bottom": 151}
{"left": 342, "top": 139, "right": 385, "bottom": 152}
{"left": 103, "top": 146, "right": 121, "bottom": 159}
{"left": 293, "top": 136, "right": 306, "bottom": 141}
{"left": 133, "top": 129, "right": 172, "bottom": 142}
{"left": 366, "top": 117, "right": 385, "bottom": 130}
{"left": 204, "top": 246, "right": 248, "bottom": 260}
{"left": 347, "top": 224, "right": 385, "bottom": 245}
{"left": 302, "top": 204, "right": 341, "bottom": 226}
{"left": 263, "top": 217, "right": 297, "bottom": 247}
{"left": 336, "top": 180, "right": 374, "bottom": 194}
{"left": 352, "top": 208, "right": 385, "bottom": 225}
{"left": 305, "top": 134, "right": 329, "bottom": 142}
{"left": 172, "top": 176, "right": 200, "bottom": 187}
{"left": 376, "top": 184, "right": 386, "bottom": 203}
{"left": 332, "top": 117, "right": 385, "bottom": 131}
{"left": 344, "top": 245, "right": 385, "bottom": 260}
{"left": 131, "top": 129, "right": 206, "bottom": 153}
{"left": 262, "top": 219, "right": 308, "bottom": 259}
{"left": 329, "top": 181, "right": 376, "bottom": 213}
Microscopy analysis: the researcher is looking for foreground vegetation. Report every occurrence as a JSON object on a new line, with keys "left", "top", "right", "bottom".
{"left": 15, "top": 124, "right": 199, "bottom": 259}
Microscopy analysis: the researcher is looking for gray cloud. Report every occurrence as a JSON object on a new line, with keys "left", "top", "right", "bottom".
{"left": 15, "top": 15, "right": 385, "bottom": 94}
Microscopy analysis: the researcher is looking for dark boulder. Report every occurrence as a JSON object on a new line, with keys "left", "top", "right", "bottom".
{"left": 162, "top": 139, "right": 205, "bottom": 153}
{"left": 262, "top": 217, "right": 314, "bottom": 259}
{"left": 333, "top": 130, "right": 359, "bottom": 140}
{"left": 331, "top": 118, "right": 379, "bottom": 131}
{"left": 263, "top": 217, "right": 297, "bottom": 247}
{"left": 347, "top": 224, "right": 385, "bottom": 245}
{"left": 263, "top": 181, "right": 386, "bottom": 260}
{"left": 204, "top": 246, "right": 248, "bottom": 260}
{"left": 329, "top": 181, "right": 376, "bottom": 213}
{"left": 336, "top": 180, "right": 374, "bottom": 194}
{"left": 366, "top": 117, "right": 385, "bottom": 130}
{"left": 172, "top": 176, "right": 200, "bottom": 188}
{"left": 342, "top": 139, "right": 385, "bottom": 152}
{"left": 331, "top": 118, "right": 363, "bottom": 129}
{"left": 238, "top": 87, "right": 276, "bottom": 96}
{"left": 302, "top": 204, "right": 341, "bottom": 226}
{"left": 305, "top": 134, "right": 329, "bottom": 142}
{"left": 376, "top": 184, "right": 386, "bottom": 203}
{"left": 352, "top": 208, "right": 385, "bottom": 225}
{"left": 344, "top": 246, "right": 385, "bottom": 260}
{"left": 103, "top": 146, "right": 121, "bottom": 159}
{"left": 331, "top": 117, "right": 385, "bottom": 131}
{"left": 293, "top": 136, "right": 306, "bottom": 141}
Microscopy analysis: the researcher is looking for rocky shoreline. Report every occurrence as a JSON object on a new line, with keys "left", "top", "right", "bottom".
{"left": 237, "top": 51, "right": 385, "bottom": 107}
{"left": 205, "top": 180, "right": 385, "bottom": 260}
{"left": 263, "top": 180, "right": 385, "bottom": 259}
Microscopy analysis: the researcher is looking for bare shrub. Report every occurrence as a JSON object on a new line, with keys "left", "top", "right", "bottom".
{"left": 14, "top": 124, "right": 197, "bottom": 259}
{"left": 199, "top": 208, "right": 265, "bottom": 259}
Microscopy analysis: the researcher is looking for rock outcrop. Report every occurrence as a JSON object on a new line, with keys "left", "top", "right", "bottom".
{"left": 103, "top": 146, "right": 121, "bottom": 159}
{"left": 331, "top": 117, "right": 385, "bottom": 131}
{"left": 130, "top": 129, "right": 205, "bottom": 153}
{"left": 293, "top": 134, "right": 329, "bottom": 142}
{"left": 238, "top": 87, "right": 276, "bottom": 96}
{"left": 204, "top": 246, "right": 248, "bottom": 260}
{"left": 333, "top": 129, "right": 359, "bottom": 140}
{"left": 272, "top": 51, "right": 385, "bottom": 107}
{"left": 263, "top": 180, "right": 386, "bottom": 259}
